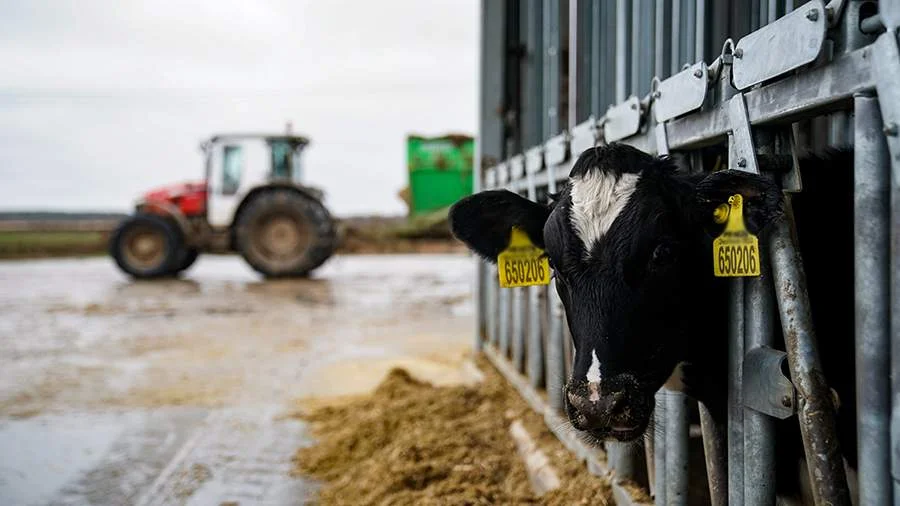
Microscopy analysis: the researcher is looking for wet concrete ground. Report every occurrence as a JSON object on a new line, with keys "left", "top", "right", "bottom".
{"left": 0, "top": 254, "right": 475, "bottom": 505}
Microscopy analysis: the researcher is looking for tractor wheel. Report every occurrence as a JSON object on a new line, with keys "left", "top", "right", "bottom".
{"left": 173, "top": 248, "right": 199, "bottom": 275}
{"left": 234, "top": 189, "right": 336, "bottom": 277}
{"left": 110, "top": 215, "right": 182, "bottom": 279}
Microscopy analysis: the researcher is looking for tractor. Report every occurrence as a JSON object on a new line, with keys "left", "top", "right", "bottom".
{"left": 109, "top": 133, "right": 337, "bottom": 278}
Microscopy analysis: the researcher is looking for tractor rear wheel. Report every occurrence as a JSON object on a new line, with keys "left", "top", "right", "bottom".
{"left": 234, "top": 189, "right": 336, "bottom": 277}
{"left": 110, "top": 215, "right": 182, "bottom": 278}
{"left": 173, "top": 248, "right": 199, "bottom": 274}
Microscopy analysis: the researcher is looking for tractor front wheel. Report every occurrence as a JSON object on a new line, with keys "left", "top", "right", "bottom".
{"left": 234, "top": 190, "right": 336, "bottom": 277}
{"left": 109, "top": 215, "right": 182, "bottom": 279}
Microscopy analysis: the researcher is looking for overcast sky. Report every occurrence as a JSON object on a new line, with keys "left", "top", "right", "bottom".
{"left": 0, "top": 0, "right": 479, "bottom": 216}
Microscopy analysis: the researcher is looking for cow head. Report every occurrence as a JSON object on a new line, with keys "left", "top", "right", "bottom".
{"left": 451, "top": 143, "right": 782, "bottom": 442}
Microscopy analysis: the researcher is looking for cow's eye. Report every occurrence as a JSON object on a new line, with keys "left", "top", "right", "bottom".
{"left": 650, "top": 243, "right": 674, "bottom": 267}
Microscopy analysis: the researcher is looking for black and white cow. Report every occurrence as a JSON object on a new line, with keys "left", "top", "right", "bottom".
{"left": 450, "top": 143, "right": 855, "bottom": 479}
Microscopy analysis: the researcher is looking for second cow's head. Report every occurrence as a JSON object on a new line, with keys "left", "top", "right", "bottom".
{"left": 451, "top": 143, "right": 782, "bottom": 442}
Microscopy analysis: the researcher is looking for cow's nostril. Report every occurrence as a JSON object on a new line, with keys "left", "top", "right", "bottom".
{"left": 608, "top": 391, "right": 626, "bottom": 415}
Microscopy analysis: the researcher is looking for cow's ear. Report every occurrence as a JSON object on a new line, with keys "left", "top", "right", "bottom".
{"left": 693, "top": 170, "right": 783, "bottom": 235}
{"left": 449, "top": 190, "right": 551, "bottom": 262}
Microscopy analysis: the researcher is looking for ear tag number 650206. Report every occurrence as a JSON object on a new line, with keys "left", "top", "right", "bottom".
{"left": 497, "top": 227, "right": 551, "bottom": 288}
{"left": 712, "top": 194, "right": 761, "bottom": 277}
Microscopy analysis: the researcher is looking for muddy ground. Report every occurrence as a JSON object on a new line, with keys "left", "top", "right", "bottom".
{"left": 0, "top": 254, "right": 477, "bottom": 505}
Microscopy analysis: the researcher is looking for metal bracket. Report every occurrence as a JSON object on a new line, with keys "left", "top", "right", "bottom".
{"left": 880, "top": 0, "right": 900, "bottom": 32}
{"left": 544, "top": 132, "right": 570, "bottom": 167}
{"left": 570, "top": 118, "right": 600, "bottom": 158}
{"left": 484, "top": 167, "right": 497, "bottom": 189}
{"left": 743, "top": 347, "right": 797, "bottom": 419}
{"left": 509, "top": 154, "right": 526, "bottom": 180}
{"left": 654, "top": 62, "right": 710, "bottom": 123}
{"left": 496, "top": 161, "right": 510, "bottom": 186}
{"left": 604, "top": 96, "right": 642, "bottom": 143}
{"left": 525, "top": 146, "right": 544, "bottom": 174}
{"left": 732, "top": 1, "right": 827, "bottom": 90}
{"left": 655, "top": 123, "right": 670, "bottom": 156}
{"left": 728, "top": 94, "right": 760, "bottom": 174}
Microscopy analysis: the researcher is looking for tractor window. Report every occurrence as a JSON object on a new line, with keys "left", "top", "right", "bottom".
{"left": 222, "top": 145, "right": 243, "bottom": 195}
{"left": 271, "top": 141, "right": 292, "bottom": 180}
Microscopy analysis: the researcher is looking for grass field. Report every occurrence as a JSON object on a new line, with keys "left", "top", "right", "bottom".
{"left": 0, "top": 231, "right": 109, "bottom": 259}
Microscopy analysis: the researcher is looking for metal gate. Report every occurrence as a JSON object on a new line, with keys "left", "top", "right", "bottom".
{"left": 474, "top": 1, "right": 900, "bottom": 504}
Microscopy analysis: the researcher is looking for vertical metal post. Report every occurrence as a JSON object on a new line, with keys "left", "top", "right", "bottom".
{"left": 670, "top": 0, "right": 682, "bottom": 76}
{"left": 499, "top": 281, "right": 511, "bottom": 357}
{"left": 487, "top": 264, "right": 498, "bottom": 347}
{"left": 547, "top": 279, "right": 566, "bottom": 411}
{"left": 522, "top": 0, "right": 544, "bottom": 148}
{"left": 854, "top": 93, "right": 892, "bottom": 506}
{"left": 527, "top": 173, "right": 544, "bottom": 386}
{"left": 695, "top": 0, "right": 706, "bottom": 62}
{"left": 512, "top": 287, "right": 525, "bottom": 371}
{"left": 546, "top": 164, "right": 565, "bottom": 411}
{"left": 699, "top": 403, "right": 728, "bottom": 506}
{"left": 682, "top": 0, "right": 696, "bottom": 64}
{"left": 655, "top": 0, "right": 672, "bottom": 80}
{"left": 728, "top": 278, "right": 745, "bottom": 506}
{"left": 743, "top": 261, "right": 777, "bottom": 505}
{"left": 542, "top": 0, "right": 561, "bottom": 140}
{"left": 770, "top": 208, "right": 852, "bottom": 505}
{"left": 653, "top": 392, "right": 667, "bottom": 505}
{"left": 767, "top": 0, "right": 778, "bottom": 22}
{"left": 615, "top": 0, "right": 630, "bottom": 102}
{"left": 665, "top": 390, "right": 690, "bottom": 506}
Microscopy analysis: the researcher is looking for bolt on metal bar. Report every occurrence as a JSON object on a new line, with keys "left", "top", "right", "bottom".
{"left": 769, "top": 206, "right": 852, "bottom": 505}
{"left": 728, "top": 278, "right": 745, "bottom": 506}
{"left": 699, "top": 403, "right": 728, "bottom": 506}
{"left": 853, "top": 92, "right": 892, "bottom": 506}
{"left": 665, "top": 390, "right": 690, "bottom": 506}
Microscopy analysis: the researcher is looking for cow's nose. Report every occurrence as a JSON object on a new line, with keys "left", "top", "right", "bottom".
{"left": 567, "top": 387, "right": 626, "bottom": 423}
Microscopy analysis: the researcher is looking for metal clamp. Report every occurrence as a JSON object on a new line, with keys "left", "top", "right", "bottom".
{"left": 727, "top": 93, "right": 760, "bottom": 174}
{"left": 743, "top": 347, "right": 797, "bottom": 419}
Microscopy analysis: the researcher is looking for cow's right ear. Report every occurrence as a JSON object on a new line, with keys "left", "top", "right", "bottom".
{"left": 449, "top": 190, "right": 551, "bottom": 263}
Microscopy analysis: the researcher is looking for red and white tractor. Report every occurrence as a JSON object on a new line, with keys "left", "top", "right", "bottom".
{"left": 109, "top": 133, "right": 336, "bottom": 278}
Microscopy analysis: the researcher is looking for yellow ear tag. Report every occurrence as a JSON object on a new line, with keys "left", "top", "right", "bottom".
{"left": 497, "top": 227, "right": 551, "bottom": 288}
{"left": 713, "top": 194, "right": 761, "bottom": 277}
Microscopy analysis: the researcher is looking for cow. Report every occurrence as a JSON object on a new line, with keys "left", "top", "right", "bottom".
{"left": 450, "top": 143, "right": 855, "bottom": 494}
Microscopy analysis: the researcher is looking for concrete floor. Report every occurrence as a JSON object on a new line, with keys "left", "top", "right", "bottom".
{"left": 0, "top": 254, "right": 475, "bottom": 505}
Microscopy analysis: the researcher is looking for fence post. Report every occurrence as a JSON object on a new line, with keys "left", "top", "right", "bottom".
{"left": 769, "top": 207, "right": 852, "bottom": 504}
{"left": 853, "top": 92, "right": 892, "bottom": 505}
{"left": 665, "top": 391, "right": 690, "bottom": 506}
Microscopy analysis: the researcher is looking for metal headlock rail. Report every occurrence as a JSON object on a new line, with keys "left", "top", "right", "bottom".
{"left": 474, "top": 1, "right": 900, "bottom": 504}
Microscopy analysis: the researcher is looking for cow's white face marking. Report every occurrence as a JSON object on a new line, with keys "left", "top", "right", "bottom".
{"left": 586, "top": 349, "right": 602, "bottom": 402}
{"left": 569, "top": 170, "right": 641, "bottom": 255}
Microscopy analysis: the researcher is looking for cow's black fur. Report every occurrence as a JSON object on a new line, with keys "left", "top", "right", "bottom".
{"left": 450, "top": 143, "right": 856, "bottom": 489}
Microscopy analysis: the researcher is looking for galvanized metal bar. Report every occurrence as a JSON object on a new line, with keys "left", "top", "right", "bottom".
{"left": 666, "top": 45, "right": 873, "bottom": 150}
{"left": 768, "top": 0, "right": 778, "bottom": 23}
{"left": 488, "top": 264, "right": 498, "bottom": 347}
{"left": 542, "top": 0, "right": 561, "bottom": 139}
{"left": 522, "top": 0, "right": 544, "bottom": 148}
{"left": 683, "top": 0, "right": 697, "bottom": 64}
{"left": 664, "top": 391, "right": 690, "bottom": 506}
{"left": 728, "top": 278, "right": 745, "bottom": 506}
{"left": 526, "top": 172, "right": 544, "bottom": 387}
{"left": 742, "top": 259, "right": 777, "bottom": 505}
{"left": 511, "top": 285, "right": 525, "bottom": 372}
{"left": 616, "top": 0, "right": 630, "bottom": 102}
{"left": 769, "top": 208, "right": 852, "bottom": 505}
{"left": 499, "top": 280, "right": 511, "bottom": 358}
{"left": 655, "top": 0, "right": 672, "bottom": 80}
{"left": 653, "top": 392, "right": 667, "bottom": 505}
{"left": 671, "top": 0, "right": 682, "bottom": 76}
{"left": 631, "top": 0, "right": 642, "bottom": 98}
{"left": 853, "top": 92, "right": 892, "bottom": 506}
{"left": 695, "top": 0, "right": 706, "bottom": 62}
{"left": 699, "top": 403, "right": 728, "bottom": 506}
{"left": 546, "top": 279, "right": 566, "bottom": 412}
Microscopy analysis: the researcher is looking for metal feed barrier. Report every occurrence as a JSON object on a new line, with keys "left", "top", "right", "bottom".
{"left": 474, "top": 1, "right": 900, "bottom": 504}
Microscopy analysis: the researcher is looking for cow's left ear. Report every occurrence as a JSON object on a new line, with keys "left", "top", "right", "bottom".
{"left": 693, "top": 170, "right": 784, "bottom": 235}
{"left": 449, "top": 190, "right": 551, "bottom": 263}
